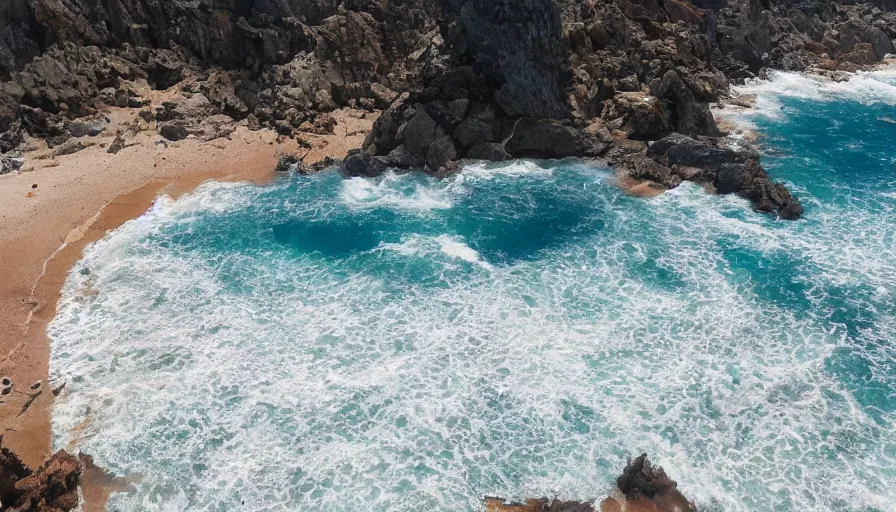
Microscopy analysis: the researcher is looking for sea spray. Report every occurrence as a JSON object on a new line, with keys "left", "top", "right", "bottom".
{"left": 49, "top": 77, "right": 896, "bottom": 511}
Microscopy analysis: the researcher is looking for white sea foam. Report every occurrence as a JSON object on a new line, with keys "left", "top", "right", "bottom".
{"left": 340, "top": 171, "right": 455, "bottom": 211}
{"left": 48, "top": 157, "right": 896, "bottom": 511}
{"left": 376, "top": 234, "right": 494, "bottom": 270}
{"left": 722, "top": 69, "right": 896, "bottom": 125}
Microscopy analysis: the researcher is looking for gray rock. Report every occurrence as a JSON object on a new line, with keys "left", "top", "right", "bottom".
{"left": 425, "top": 134, "right": 457, "bottom": 172}
{"left": 453, "top": 117, "right": 493, "bottom": 148}
{"left": 403, "top": 107, "right": 441, "bottom": 162}
{"left": 343, "top": 152, "right": 388, "bottom": 177}
{"left": 53, "top": 139, "right": 87, "bottom": 156}
{"left": 68, "top": 120, "right": 105, "bottom": 137}
{"left": 649, "top": 70, "right": 719, "bottom": 137}
{"left": 159, "top": 123, "right": 188, "bottom": 141}
{"left": 467, "top": 142, "right": 511, "bottom": 161}
{"left": 0, "top": 155, "right": 24, "bottom": 175}
{"left": 506, "top": 119, "right": 586, "bottom": 159}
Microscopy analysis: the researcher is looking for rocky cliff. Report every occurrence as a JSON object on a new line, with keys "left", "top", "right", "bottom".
{"left": 2, "top": 0, "right": 895, "bottom": 213}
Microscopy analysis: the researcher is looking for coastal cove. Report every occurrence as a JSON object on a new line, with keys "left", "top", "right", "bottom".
{"left": 3, "top": 0, "right": 896, "bottom": 508}
{"left": 40, "top": 68, "right": 896, "bottom": 511}
{"left": 0, "top": 109, "right": 373, "bottom": 468}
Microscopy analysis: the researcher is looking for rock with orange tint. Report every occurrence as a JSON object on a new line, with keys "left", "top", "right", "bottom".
{"left": 1, "top": 449, "right": 81, "bottom": 512}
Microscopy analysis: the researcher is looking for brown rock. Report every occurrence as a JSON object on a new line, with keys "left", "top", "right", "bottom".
{"left": 2, "top": 449, "right": 81, "bottom": 512}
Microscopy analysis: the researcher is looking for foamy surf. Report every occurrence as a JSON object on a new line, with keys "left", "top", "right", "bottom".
{"left": 49, "top": 86, "right": 896, "bottom": 512}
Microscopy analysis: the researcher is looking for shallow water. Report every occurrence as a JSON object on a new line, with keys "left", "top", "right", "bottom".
{"left": 50, "top": 71, "right": 896, "bottom": 511}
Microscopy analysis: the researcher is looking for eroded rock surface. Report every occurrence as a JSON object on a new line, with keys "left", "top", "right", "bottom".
{"left": 2, "top": 0, "right": 894, "bottom": 215}
{"left": 0, "top": 444, "right": 81, "bottom": 512}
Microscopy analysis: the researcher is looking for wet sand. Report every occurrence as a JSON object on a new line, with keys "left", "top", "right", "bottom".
{"left": 0, "top": 107, "right": 374, "bottom": 478}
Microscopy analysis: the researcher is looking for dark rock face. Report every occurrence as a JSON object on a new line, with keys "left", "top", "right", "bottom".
{"left": 647, "top": 133, "right": 804, "bottom": 218}
{"left": 0, "top": 445, "right": 31, "bottom": 505}
{"left": 444, "top": 0, "right": 570, "bottom": 119}
{"left": 0, "top": 446, "right": 81, "bottom": 512}
{"left": 506, "top": 119, "right": 606, "bottom": 159}
{"left": 616, "top": 453, "right": 678, "bottom": 499}
{"left": 649, "top": 70, "right": 719, "bottom": 138}
{"left": 2, "top": 0, "right": 891, "bottom": 218}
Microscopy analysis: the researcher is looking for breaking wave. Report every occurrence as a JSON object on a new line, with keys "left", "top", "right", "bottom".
{"left": 49, "top": 77, "right": 896, "bottom": 511}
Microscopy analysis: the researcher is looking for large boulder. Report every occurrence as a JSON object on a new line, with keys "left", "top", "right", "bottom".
{"left": 344, "top": 151, "right": 389, "bottom": 177}
{"left": 602, "top": 92, "right": 671, "bottom": 141}
{"left": 506, "top": 119, "right": 605, "bottom": 159}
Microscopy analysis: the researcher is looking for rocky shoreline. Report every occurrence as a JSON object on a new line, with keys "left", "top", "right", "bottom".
{"left": 2, "top": 0, "right": 896, "bottom": 509}
{"left": 2, "top": 0, "right": 896, "bottom": 217}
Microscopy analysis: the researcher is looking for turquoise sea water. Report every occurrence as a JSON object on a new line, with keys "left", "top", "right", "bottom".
{"left": 49, "top": 70, "right": 896, "bottom": 511}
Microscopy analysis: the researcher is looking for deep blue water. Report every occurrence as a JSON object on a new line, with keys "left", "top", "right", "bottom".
{"left": 49, "top": 71, "right": 896, "bottom": 511}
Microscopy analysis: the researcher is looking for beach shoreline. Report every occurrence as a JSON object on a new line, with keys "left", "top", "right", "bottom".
{"left": 0, "top": 107, "right": 373, "bottom": 479}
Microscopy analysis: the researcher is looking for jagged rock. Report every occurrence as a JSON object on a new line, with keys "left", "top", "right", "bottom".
{"left": 617, "top": 453, "right": 678, "bottom": 499}
{"left": 0, "top": 445, "right": 30, "bottom": 505}
{"left": 401, "top": 106, "right": 458, "bottom": 172}
{"left": 445, "top": 0, "right": 570, "bottom": 119}
{"left": 275, "top": 154, "right": 302, "bottom": 173}
{"left": 648, "top": 133, "right": 803, "bottom": 218}
{"left": 0, "top": 444, "right": 81, "bottom": 512}
{"left": 1, "top": 155, "right": 24, "bottom": 174}
{"left": 370, "top": 83, "right": 398, "bottom": 108}
{"left": 603, "top": 92, "right": 671, "bottom": 141}
{"left": 6, "top": 450, "right": 81, "bottom": 512}
{"left": 363, "top": 93, "right": 411, "bottom": 156}
{"left": 155, "top": 94, "right": 216, "bottom": 123}
{"left": 649, "top": 70, "right": 719, "bottom": 137}
{"left": 0, "top": 0, "right": 877, "bottom": 218}
{"left": 426, "top": 133, "right": 458, "bottom": 172}
{"left": 298, "top": 113, "right": 336, "bottom": 135}
{"left": 627, "top": 155, "right": 682, "bottom": 188}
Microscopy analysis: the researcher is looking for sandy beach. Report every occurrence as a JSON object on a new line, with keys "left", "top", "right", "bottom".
{"left": 0, "top": 106, "right": 374, "bottom": 476}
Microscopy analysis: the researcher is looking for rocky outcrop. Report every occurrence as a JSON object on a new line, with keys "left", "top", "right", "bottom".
{"left": 615, "top": 453, "right": 679, "bottom": 499}
{"left": 3, "top": 0, "right": 893, "bottom": 219}
{"left": 0, "top": 0, "right": 442, "bottom": 148}
{"left": 443, "top": 0, "right": 570, "bottom": 119}
{"left": 715, "top": 0, "right": 896, "bottom": 74}
{"left": 485, "top": 454, "right": 695, "bottom": 512}
{"left": 645, "top": 133, "right": 804, "bottom": 218}
{"left": 0, "top": 444, "right": 81, "bottom": 512}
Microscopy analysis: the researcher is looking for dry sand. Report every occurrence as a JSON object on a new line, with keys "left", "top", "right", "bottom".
{"left": 0, "top": 106, "right": 375, "bottom": 477}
